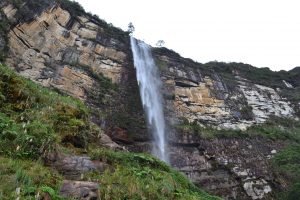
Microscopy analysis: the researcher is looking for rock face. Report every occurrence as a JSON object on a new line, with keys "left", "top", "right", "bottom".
{"left": 155, "top": 51, "right": 295, "bottom": 130}
{"left": 5, "top": 5, "right": 125, "bottom": 95}
{"left": 60, "top": 180, "right": 99, "bottom": 200}
{"left": 2, "top": 1, "right": 300, "bottom": 200}
{"left": 46, "top": 153, "right": 109, "bottom": 180}
{"left": 152, "top": 50, "right": 299, "bottom": 199}
{"left": 169, "top": 137, "right": 286, "bottom": 199}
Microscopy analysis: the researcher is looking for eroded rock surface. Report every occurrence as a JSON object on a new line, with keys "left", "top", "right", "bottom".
{"left": 60, "top": 180, "right": 99, "bottom": 200}
{"left": 45, "top": 153, "right": 109, "bottom": 180}
{"left": 155, "top": 51, "right": 295, "bottom": 130}
{"left": 170, "top": 137, "right": 285, "bottom": 199}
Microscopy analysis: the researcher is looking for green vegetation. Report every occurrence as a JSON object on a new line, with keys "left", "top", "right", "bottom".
{"left": 177, "top": 116, "right": 300, "bottom": 141}
{"left": 271, "top": 144, "right": 300, "bottom": 200}
{"left": 85, "top": 148, "right": 220, "bottom": 200}
{"left": 0, "top": 156, "right": 65, "bottom": 200}
{"left": 0, "top": 64, "right": 98, "bottom": 158}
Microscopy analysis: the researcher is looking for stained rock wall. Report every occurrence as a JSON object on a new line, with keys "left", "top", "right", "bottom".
{"left": 1, "top": 1, "right": 146, "bottom": 141}
{"left": 154, "top": 50, "right": 296, "bottom": 131}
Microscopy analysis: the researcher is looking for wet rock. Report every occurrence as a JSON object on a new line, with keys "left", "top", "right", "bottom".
{"left": 60, "top": 180, "right": 99, "bottom": 200}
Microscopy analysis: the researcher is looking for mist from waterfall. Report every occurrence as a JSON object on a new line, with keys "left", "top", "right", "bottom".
{"left": 130, "top": 37, "right": 168, "bottom": 162}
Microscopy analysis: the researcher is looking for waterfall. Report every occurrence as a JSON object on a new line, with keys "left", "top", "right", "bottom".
{"left": 130, "top": 37, "right": 168, "bottom": 162}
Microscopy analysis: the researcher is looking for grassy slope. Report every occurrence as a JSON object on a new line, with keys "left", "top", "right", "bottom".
{"left": 0, "top": 64, "right": 220, "bottom": 199}
{"left": 0, "top": 64, "right": 97, "bottom": 159}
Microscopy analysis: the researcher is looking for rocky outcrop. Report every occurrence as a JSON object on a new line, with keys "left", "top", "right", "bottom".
{"left": 60, "top": 180, "right": 99, "bottom": 200}
{"left": 239, "top": 82, "right": 294, "bottom": 123}
{"left": 45, "top": 152, "right": 108, "bottom": 199}
{"left": 129, "top": 135, "right": 288, "bottom": 199}
{"left": 169, "top": 137, "right": 287, "bottom": 199}
{"left": 46, "top": 154, "right": 109, "bottom": 180}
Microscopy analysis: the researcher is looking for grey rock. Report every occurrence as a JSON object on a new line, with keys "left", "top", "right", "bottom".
{"left": 60, "top": 180, "right": 99, "bottom": 200}
{"left": 46, "top": 153, "right": 109, "bottom": 180}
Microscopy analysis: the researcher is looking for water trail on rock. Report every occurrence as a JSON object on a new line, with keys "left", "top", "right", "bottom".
{"left": 130, "top": 37, "right": 168, "bottom": 162}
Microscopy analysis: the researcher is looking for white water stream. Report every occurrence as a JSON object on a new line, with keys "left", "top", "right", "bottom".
{"left": 130, "top": 37, "right": 168, "bottom": 162}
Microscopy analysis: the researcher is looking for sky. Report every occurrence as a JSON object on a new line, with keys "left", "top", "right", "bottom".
{"left": 75, "top": 0, "right": 300, "bottom": 71}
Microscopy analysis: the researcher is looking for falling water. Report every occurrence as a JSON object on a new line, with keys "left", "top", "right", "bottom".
{"left": 130, "top": 37, "right": 168, "bottom": 162}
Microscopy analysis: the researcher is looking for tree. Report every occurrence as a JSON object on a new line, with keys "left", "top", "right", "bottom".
{"left": 128, "top": 22, "right": 135, "bottom": 35}
{"left": 156, "top": 40, "right": 165, "bottom": 47}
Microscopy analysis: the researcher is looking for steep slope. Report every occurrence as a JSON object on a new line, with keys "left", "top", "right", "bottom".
{"left": 1, "top": 0, "right": 300, "bottom": 199}
{"left": 0, "top": 64, "right": 220, "bottom": 199}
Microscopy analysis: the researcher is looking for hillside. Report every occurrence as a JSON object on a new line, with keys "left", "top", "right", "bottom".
{"left": 0, "top": 63, "right": 220, "bottom": 199}
{"left": 0, "top": 0, "right": 300, "bottom": 199}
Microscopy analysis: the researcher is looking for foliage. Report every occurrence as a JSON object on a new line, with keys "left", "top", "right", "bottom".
{"left": 0, "top": 64, "right": 98, "bottom": 159}
{"left": 88, "top": 148, "right": 221, "bottom": 200}
{"left": 127, "top": 22, "right": 135, "bottom": 35}
{"left": 0, "top": 156, "right": 65, "bottom": 200}
{"left": 156, "top": 40, "right": 165, "bottom": 47}
{"left": 272, "top": 144, "right": 300, "bottom": 180}
{"left": 271, "top": 145, "right": 300, "bottom": 200}
{"left": 56, "top": 0, "right": 85, "bottom": 17}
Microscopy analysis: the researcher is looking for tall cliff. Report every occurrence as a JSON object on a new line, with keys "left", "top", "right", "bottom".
{"left": 1, "top": 0, "right": 300, "bottom": 199}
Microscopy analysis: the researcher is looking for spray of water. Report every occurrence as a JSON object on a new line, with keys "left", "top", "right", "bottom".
{"left": 130, "top": 37, "right": 168, "bottom": 162}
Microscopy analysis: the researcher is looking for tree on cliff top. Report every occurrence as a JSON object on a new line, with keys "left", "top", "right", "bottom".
{"left": 128, "top": 22, "right": 135, "bottom": 35}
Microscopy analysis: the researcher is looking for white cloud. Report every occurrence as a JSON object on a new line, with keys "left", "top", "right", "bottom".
{"left": 75, "top": 0, "right": 300, "bottom": 71}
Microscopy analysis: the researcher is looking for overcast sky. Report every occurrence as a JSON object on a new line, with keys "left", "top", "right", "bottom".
{"left": 75, "top": 0, "right": 300, "bottom": 71}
